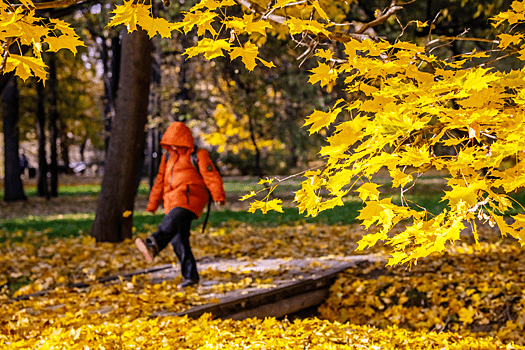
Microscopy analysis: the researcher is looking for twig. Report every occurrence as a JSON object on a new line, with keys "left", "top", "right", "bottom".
{"left": 0, "top": 38, "right": 14, "bottom": 73}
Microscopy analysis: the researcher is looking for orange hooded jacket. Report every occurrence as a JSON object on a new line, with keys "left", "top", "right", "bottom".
{"left": 146, "top": 122, "right": 226, "bottom": 218}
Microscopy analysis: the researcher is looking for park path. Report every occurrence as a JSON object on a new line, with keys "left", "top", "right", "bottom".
{"left": 13, "top": 254, "right": 383, "bottom": 320}
{"left": 132, "top": 254, "right": 383, "bottom": 319}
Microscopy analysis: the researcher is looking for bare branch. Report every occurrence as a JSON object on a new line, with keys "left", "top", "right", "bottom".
{"left": 237, "top": 0, "right": 388, "bottom": 43}
{"left": 356, "top": 3, "right": 403, "bottom": 34}
{"left": 10, "top": 0, "right": 84, "bottom": 10}
{"left": 236, "top": 0, "right": 287, "bottom": 24}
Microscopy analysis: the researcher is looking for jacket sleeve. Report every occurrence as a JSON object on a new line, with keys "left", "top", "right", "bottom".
{"left": 197, "top": 149, "right": 226, "bottom": 203}
{"left": 146, "top": 153, "right": 166, "bottom": 212}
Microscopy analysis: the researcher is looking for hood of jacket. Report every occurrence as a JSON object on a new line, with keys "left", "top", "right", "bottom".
{"left": 160, "top": 122, "right": 195, "bottom": 150}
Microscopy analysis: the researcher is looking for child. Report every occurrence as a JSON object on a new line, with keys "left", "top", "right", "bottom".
{"left": 136, "top": 122, "right": 225, "bottom": 289}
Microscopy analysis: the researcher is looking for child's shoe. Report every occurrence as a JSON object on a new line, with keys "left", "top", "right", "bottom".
{"left": 177, "top": 278, "right": 199, "bottom": 289}
{"left": 135, "top": 236, "right": 158, "bottom": 263}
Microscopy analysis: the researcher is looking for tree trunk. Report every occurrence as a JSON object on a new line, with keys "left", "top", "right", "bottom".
{"left": 59, "top": 119, "right": 70, "bottom": 173}
{"left": 91, "top": 28, "right": 152, "bottom": 243}
{"left": 101, "top": 35, "right": 121, "bottom": 156}
{"left": 2, "top": 76, "right": 26, "bottom": 202}
{"left": 48, "top": 54, "right": 59, "bottom": 197}
{"left": 36, "top": 81, "right": 49, "bottom": 198}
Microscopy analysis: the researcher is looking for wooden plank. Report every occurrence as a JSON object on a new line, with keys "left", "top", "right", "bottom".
{"left": 227, "top": 288, "right": 329, "bottom": 320}
{"left": 170, "top": 261, "right": 358, "bottom": 320}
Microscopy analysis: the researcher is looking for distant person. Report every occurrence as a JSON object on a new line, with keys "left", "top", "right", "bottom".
{"left": 19, "top": 154, "right": 29, "bottom": 175}
{"left": 135, "top": 121, "right": 226, "bottom": 289}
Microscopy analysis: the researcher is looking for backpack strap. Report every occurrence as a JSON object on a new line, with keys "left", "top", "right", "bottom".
{"left": 191, "top": 146, "right": 199, "bottom": 172}
{"left": 191, "top": 146, "right": 212, "bottom": 233}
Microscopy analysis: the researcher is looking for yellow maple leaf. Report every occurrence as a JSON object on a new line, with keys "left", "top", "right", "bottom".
{"left": 356, "top": 183, "right": 381, "bottom": 201}
{"left": 356, "top": 231, "right": 388, "bottom": 251}
{"left": 258, "top": 177, "right": 274, "bottom": 185}
{"left": 457, "top": 67, "right": 500, "bottom": 92}
{"left": 285, "top": 17, "right": 330, "bottom": 36}
{"left": 319, "top": 196, "right": 344, "bottom": 211}
{"left": 191, "top": 0, "right": 236, "bottom": 12}
{"left": 390, "top": 168, "right": 413, "bottom": 188}
{"left": 175, "top": 10, "right": 218, "bottom": 36}
{"left": 320, "top": 116, "right": 368, "bottom": 157}
{"left": 326, "top": 169, "right": 354, "bottom": 193}
{"left": 49, "top": 18, "right": 78, "bottom": 37}
{"left": 308, "top": 61, "right": 338, "bottom": 87}
{"left": 311, "top": 0, "right": 329, "bottom": 20}
{"left": 107, "top": 0, "right": 139, "bottom": 32}
{"left": 239, "top": 191, "right": 257, "bottom": 201}
{"left": 514, "top": 88, "right": 525, "bottom": 104}
{"left": 184, "top": 38, "right": 231, "bottom": 60}
{"left": 398, "top": 144, "right": 432, "bottom": 168}
{"left": 244, "top": 14, "right": 272, "bottom": 36}
{"left": 4, "top": 54, "right": 47, "bottom": 82}
{"left": 356, "top": 198, "right": 397, "bottom": 229}
{"left": 498, "top": 33, "right": 523, "bottom": 49}
{"left": 18, "top": 20, "right": 50, "bottom": 47}
{"left": 45, "top": 34, "right": 85, "bottom": 54}
{"left": 247, "top": 199, "right": 284, "bottom": 214}
{"left": 303, "top": 107, "right": 341, "bottom": 134}
{"left": 315, "top": 49, "right": 333, "bottom": 61}
{"left": 444, "top": 185, "right": 479, "bottom": 207}
{"left": 230, "top": 42, "right": 259, "bottom": 71}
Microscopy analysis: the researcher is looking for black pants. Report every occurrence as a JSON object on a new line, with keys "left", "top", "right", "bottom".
{"left": 152, "top": 207, "right": 199, "bottom": 281}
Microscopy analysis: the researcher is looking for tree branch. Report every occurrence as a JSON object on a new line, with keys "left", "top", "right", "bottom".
{"left": 13, "top": 0, "right": 89, "bottom": 10}
{"left": 355, "top": 2, "right": 403, "bottom": 34}
{"left": 236, "top": 0, "right": 400, "bottom": 43}
{"left": 236, "top": 0, "right": 287, "bottom": 24}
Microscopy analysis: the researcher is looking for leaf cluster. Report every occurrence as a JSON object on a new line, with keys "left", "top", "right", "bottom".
{"left": 321, "top": 226, "right": 525, "bottom": 345}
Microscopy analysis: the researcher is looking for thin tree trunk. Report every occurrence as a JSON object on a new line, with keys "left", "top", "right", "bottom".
{"left": 2, "top": 76, "right": 26, "bottom": 202}
{"left": 247, "top": 113, "right": 263, "bottom": 177}
{"left": 36, "top": 81, "right": 49, "bottom": 198}
{"left": 91, "top": 28, "right": 152, "bottom": 243}
{"left": 59, "top": 119, "right": 70, "bottom": 174}
{"left": 48, "top": 54, "right": 59, "bottom": 197}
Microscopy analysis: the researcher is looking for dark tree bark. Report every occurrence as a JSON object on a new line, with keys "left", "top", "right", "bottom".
{"left": 59, "top": 119, "right": 70, "bottom": 173}
{"left": 2, "top": 76, "right": 26, "bottom": 202}
{"left": 101, "top": 35, "right": 122, "bottom": 155}
{"left": 91, "top": 28, "right": 152, "bottom": 243}
{"left": 48, "top": 54, "right": 59, "bottom": 197}
{"left": 36, "top": 81, "right": 49, "bottom": 198}
{"left": 148, "top": 36, "right": 162, "bottom": 191}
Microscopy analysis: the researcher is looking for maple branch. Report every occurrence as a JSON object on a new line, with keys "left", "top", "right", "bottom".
{"left": 356, "top": 2, "right": 403, "bottom": 34}
{"left": 427, "top": 36, "right": 499, "bottom": 49}
{"left": 236, "top": 0, "right": 381, "bottom": 43}
{"left": 11, "top": 0, "right": 90, "bottom": 10}
{"left": 236, "top": 0, "right": 287, "bottom": 24}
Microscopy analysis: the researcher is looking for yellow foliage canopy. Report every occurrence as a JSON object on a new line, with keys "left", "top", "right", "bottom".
{"left": 3, "top": 0, "right": 525, "bottom": 265}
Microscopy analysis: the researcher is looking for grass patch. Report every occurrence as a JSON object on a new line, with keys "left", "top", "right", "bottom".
{"left": 2, "top": 175, "right": 525, "bottom": 244}
{"left": 0, "top": 184, "right": 151, "bottom": 198}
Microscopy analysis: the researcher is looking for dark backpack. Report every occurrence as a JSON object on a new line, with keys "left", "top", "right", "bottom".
{"left": 165, "top": 146, "right": 212, "bottom": 233}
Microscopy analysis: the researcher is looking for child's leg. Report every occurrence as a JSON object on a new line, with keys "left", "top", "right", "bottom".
{"left": 172, "top": 228, "right": 199, "bottom": 282}
{"left": 151, "top": 207, "right": 195, "bottom": 253}
{"left": 166, "top": 208, "right": 199, "bottom": 282}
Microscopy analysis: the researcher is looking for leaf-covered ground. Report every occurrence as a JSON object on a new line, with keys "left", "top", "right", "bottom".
{"left": 1, "top": 176, "right": 524, "bottom": 348}
{"left": 1, "top": 219, "right": 525, "bottom": 349}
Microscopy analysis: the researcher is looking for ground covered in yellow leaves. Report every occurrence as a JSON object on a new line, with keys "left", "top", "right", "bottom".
{"left": 1, "top": 216, "right": 525, "bottom": 349}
